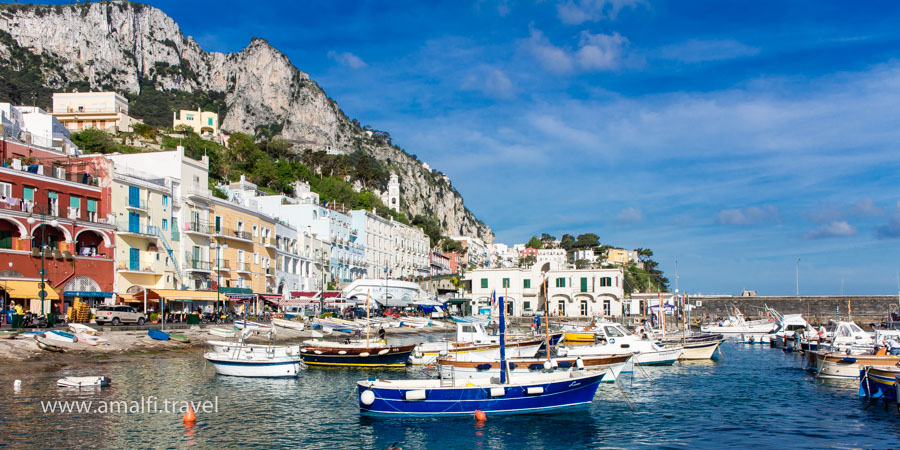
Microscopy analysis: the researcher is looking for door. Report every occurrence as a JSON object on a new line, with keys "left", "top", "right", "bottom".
{"left": 128, "top": 212, "right": 140, "bottom": 233}
{"left": 214, "top": 216, "right": 221, "bottom": 233}
{"left": 0, "top": 230, "right": 11, "bottom": 249}
{"left": 129, "top": 248, "right": 140, "bottom": 271}
{"left": 558, "top": 300, "right": 565, "bottom": 316}
{"left": 580, "top": 300, "right": 588, "bottom": 316}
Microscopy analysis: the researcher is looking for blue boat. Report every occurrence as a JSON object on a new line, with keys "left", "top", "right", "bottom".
{"left": 357, "top": 294, "right": 606, "bottom": 416}
{"left": 148, "top": 328, "right": 170, "bottom": 341}
{"left": 859, "top": 366, "right": 900, "bottom": 401}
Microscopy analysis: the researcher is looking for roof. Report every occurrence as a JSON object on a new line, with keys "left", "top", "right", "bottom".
{"left": 1, "top": 281, "right": 60, "bottom": 300}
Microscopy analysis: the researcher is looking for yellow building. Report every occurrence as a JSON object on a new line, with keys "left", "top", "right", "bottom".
{"left": 606, "top": 248, "right": 631, "bottom": 266}
{"left": 173, "top": 109, "right": 219, "bottom": 135}
{"left": 51, "top": 91, "right": 142, "bottom": 132}
{"left": 208, "top": 197, "right": 277, "bottom": 294}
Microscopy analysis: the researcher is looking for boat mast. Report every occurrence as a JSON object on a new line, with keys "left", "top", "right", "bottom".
{"left": 499, "top": 289, "right": 507, "bottom": 384}
{"left": 366, "top": 289, "right": 371, "bottom": 349}
{"left": 544, "top": 274, "right": 551, "bottom": 362}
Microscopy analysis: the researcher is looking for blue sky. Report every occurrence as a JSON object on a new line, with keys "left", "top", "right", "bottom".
{"left": 38, "top": 0, "right": 900, "bottom": 295}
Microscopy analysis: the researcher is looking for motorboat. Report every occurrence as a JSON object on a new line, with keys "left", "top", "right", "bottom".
{"left": 204, "top": 328, "right": 304, "bottom": 378}
{"left": 272, "top": 318, "right": 305, "bottom": 331}
{"left": 76, "top": 333, "right": 108, "bottom": 346}
{"left": 410, "top": 321, "right": 544, "bottom": 365}
{"left": 700, "top": 304, "right": 777, "bottom": 336}
{"left": 34, "top": 334, "right": 64, "bottom": 352}
{"left": 437, "top": 353, "right": 633, "bottom": 383}
{"left": 557, "top": 321, "right": 683, "bottom": 366}
{"left": 767, "top": 312, "right": 816, "bottom": 350}
{"left": 57, "top": 376, "right": 110, "bottom": 388}
{"left": 206, "top": 327, "right": 300, "bottom": 358}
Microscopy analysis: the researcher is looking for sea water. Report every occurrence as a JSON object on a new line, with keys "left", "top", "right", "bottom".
{"left": 1, "top": 340, "right": 899, "bottom": 448}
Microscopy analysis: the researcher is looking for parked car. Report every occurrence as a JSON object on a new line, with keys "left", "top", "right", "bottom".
{"left": 95, "top": 305, "right": 147, "bottom": 326}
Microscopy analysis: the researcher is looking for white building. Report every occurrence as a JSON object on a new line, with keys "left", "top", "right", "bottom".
{"left": 391, "top": 220, "right": 430, "bottom": 279}
{"left": 0, "top": 103, "right": 79, "bottom": 155}
{"left": 51, "top": 91, "right": 142, "bottom": 133}
{"left": 342, "top": 279, "right": 431, "bottom": 307}
{"left": 451, "top": 235, "right": 489, "bottom": 268}
{"left": 536, "top": 248, "right": 567, "bottom": 270}
{"left": 350, "top": 209, "right": 393, "bottom": 279}
{"left": 466, "top": 266, "right": 625, "bottom": 318}
{"left": 572, "top": 248, "right": 595, "bottom": 263}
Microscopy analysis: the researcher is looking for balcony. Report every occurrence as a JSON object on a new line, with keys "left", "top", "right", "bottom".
{"left": 185, "top": 259, "right": 213, "bottom": 272}
{"left": 265, "top": 267, "right": 275, "bottom": 277}
{"left": 116, "top": 222, "right": 159, "bottom": 239}
{"left": 261, "top": 236, "right": 277, "bottom": 249}
{"left": 185, "top": 221, "right": 212, "bottom": 236}
{"left": 213, "top": 227, "right": 254, "bottom": 243}
{"left": 214, "top": 260, "right": 232, "bottom": 272}
{"left": 185, "top": 185, "right": 210, "bottom": 200}
{"left": 235, "top": 262, "right": 251, "bottom": 274}
{"left": 125, "top": 199, "right": 149, "bottom": 212}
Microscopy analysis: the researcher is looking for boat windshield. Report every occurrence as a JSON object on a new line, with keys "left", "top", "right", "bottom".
{"left": 605, "top": 326, "right": 625, "bottom": 337}
{"left": 849, "top": 323, "right": 864, "bottom": 333}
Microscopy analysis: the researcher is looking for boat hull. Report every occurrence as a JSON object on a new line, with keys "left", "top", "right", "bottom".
{"left": 204, "top": 353, "right": 303, "bottom": 377}
{"left": 148, "top": 329, "right": 169, "bottom": 341}
{"left": 272, "top": 319, "right": 305, "bottom": 330}
{"left": 679, "top": 340, "right": 722, "bottom": 360}
{"left": 206, "top": 340, "right": 299, "bottom": 357}
{"left": 859, "top": 367, "right": 900, "bottom": 401}
{"left": 438, "top": 354, "right": 631, "bottom": 383}
{"left": 634, "top": 348, "right": 682, "bottom": 366}
{"left": 357, "top": 371, "right": 605, "bottom": 416}
{"left": 411, "top": 341, "right": 543, "bottom": 365}
{"left": 301, "top": 344, "right": 415, "bottom": 367}
{"left": 814, "top": 352, "right": 900, "bottom": 379}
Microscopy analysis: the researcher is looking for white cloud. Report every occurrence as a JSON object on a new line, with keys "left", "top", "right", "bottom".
{"left": 576, "top": 31, "right": 628, "bottom": 70}
{"left": 853, "top": 197, "right": 884, "bottom": 217}
{"left": 557, "top": 0, "right": 643, "bottom": 25}
{"left": 524, "top": 28, "right": 574, "bottom": 74}
{"left": 716, "top": 205, "right": 780, "bottom": 226}
{"left": 616, "top": 206, "right": 644, "bottom": 225}
{"left": 327, "top": 51, "right": 367, "bottom": 69}
{"left": 804, "top": 221, "right": 857, "bottom": 239}
{"left": 462, "top": 66, "right": 515, "bottom": 99}
{"left": 659, "top": 39, "right": 759, "bottom": 63}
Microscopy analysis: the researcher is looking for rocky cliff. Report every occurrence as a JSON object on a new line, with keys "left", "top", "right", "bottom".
{"left": 0, "top": 1, "right": 492, "bottom": 243}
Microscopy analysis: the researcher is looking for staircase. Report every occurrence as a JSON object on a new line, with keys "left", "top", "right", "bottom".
{"left": 154, "top": 227, "right": 185, "bottom": 289}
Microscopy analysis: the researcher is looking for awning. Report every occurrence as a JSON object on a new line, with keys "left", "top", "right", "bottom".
{"left": 147, "top": 289, "right": 223, "bottom": 302}
{"left": 411, "top": 298, "right": 444, "bottom": 306}
{"left": 1, "top": 281, "right": 60, "bottom": 300}
{"left": 258, "top": 293, "right": 283, "bottom": 304}
{"left": 225, "top": 293, "right": 255, "bottom": 300}
{"left": 447, "top": 298, "right": 471, "bottom": 304}
{"left": 64, "top": 291, "right": 114, "bottom": 298}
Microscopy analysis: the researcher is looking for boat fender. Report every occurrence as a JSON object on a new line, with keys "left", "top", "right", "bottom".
{"left": 576, "top": 357, "right": 585, "bottom": 369}
{"left": 558, "top": 361, "right": 572, "bottom": 369}
{"left": 378, "top": 349, "right": 389, "bottom": 355}
{"left": 338, "top": 350, "right": 347, "bottom": 355}
{"left": 550, "top": 358, "right": 559, "bottom": 369}
{"left": 526, "top": 386, "right": 544, "bottom": 395}
{"left": 840, "top": 357, "right": 857, "bottom": 364}
{"left": 543, "top": 361, "right": 552, "bottom": 371}
{"left": 360, "top": 352, "right": 370, "bottom": 357}
{"left": 530, "top": 363, "right": 545, "bottom": 371}
{"left": 414, "top": 352, "right": 423, "bottom": 359}
{"left": 439, "top": 350, "right": 449, "bottom": 357}
{"left": 476, "top": 363, "right": 492, "bottom": 372}
{"left": 489, "top": 387, "right": 505, "bottom": 397}
{"left": 507, "top": 362, "right": 516, "bottom": 370}
{"left": 610, "top": 338, "right": 615, "bottom": 344}
{"left": 314, "top": 350, "right": 323, "bottom": 355}
{"left": 300, "top": 348, "right": 308, "bottom": 352}
{"left": 557, "top": 348, "right": 568, "bottom": 357}
{"left": 404, "top": 389, "right": 427, "bottom": 401}
{"left": 360, "top": 389, "right": 376, "bottom": 406}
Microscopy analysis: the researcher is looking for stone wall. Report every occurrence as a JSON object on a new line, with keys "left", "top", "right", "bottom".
{"left": 687, "top": 296, "right": 900, "bottom": 326}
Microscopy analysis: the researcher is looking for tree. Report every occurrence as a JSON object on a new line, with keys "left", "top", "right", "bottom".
{"left": 559, "top": 234, "right": 575, "bottom": 250}
{"left": 71, "top": 129, "right": 116, "bottom": 154}
{"left": 574, "top": 259, "right": 590, "bottom": 269}
{"left": 526, "top": 236, "right": 543, "bottom": 249}
{"left": 519, "top": 255, "right": 536, "bottom": 267}
{"left": 540, "top": 233, "right": 556, "bottom": 247}
{"left": 574, "top": 233, "right": 599, "bottom": 248}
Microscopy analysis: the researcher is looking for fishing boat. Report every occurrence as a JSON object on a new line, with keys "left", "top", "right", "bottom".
{"left": 357, "top": 293, "right": 608, "bottom": 416}
{"left": 410, "top": 321, "right": 545, "bottom": 365}
{"left": 300, "top": 340, "right": 415, "bottom": 367}
{"left": 858, "top": 366, "right": 900, "bottom": 401}
{"left": 437, "top": 353, "right": 632, "bottom": 383}
{"left": 44, "top": 330, "right": 78, "bottom": 344}
{"left": 148, "top": 328, "right": 170, "bottom": 341}
{"left": 57, "top": 376, "right": 110, "bottom": 388}
{"left": 204, "top": 328, "right": 304, "bottom": 378}
{"left": 169, "top": 333, "right": 190, "bottom": 343}
{"left": 812, "top": 352, "right": 900, "bottom": 379}
{"left": 0, "top": 330, "right": 20, "bottom": 339}
{"left": 68, "top": 323, "right": 99, "bottom": 336}
{"left": 34, "top": 335, "right": 64, "bottom": 352}
{"left": 272, "top": 318, "right": 305, "bottom": 330}
{"left": 558, "top": 321, "right": 683, "bottom": 366}
{"left": 209, "top": 327, "right": 236, "bottom": 338}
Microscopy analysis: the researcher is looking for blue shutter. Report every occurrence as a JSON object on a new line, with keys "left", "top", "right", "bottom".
{"left": 128, "top": 186, "right": 140, "bottom": 208}
{"left": 129, "top": 248, "right": 140, "bottom": 271}
{"left": 128, "top": 212, "right": 140, "bottom": 233}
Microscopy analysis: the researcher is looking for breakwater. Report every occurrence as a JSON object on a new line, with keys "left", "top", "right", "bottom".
{"left": 688, "top": 295, "right": 899, "bottom": 326}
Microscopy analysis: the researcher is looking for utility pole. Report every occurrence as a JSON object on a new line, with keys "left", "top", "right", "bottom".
{"left": 795, "top": 258, "right": 800, "bottom": 297}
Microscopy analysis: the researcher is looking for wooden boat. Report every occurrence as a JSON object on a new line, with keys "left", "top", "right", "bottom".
{"left": 169, "top": 333, "right": 190, "bottom": 343}
{"left": 68, "top": 323, "right": 99, "bottom": 336}
{"left": 0, "top": 330, "right": 20, "bottom": 339}
{"left": 45, "top": 330, "right": 78, "bottom": 344}
{"left": 34, "top": 335, "right": 64, "bottom": 352}
{"left": 57, "top": 376, "right": 110, "bottom": 388}
{"left": 209, "top": 327, "right": 236, "bottom": 338}
{"left": 813, "top": 352, "right": 900, "bottom": 379}
{"left": 357, "top": 294, "right": 606, "bottom": 416}
{"left": 300, "top": 340, "right": 415, "bottom": 367}
{"left": 859, "top": 365, "right": 900, "bottom": 401}
{"left": 148, "top": 328, "right": 170, "bottom": 341}
{"left": 272, "top": 318, "right": 305, "bottom": 331}
{"left": 437, "top": 353, "right": 633, "bottom": 383}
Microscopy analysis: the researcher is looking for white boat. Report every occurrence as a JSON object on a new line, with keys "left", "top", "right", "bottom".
{"left": 558, "top": 321, "right": 683, "bottom": 366}
{"left": 233, "top": 320, "right": 269, "bottom": 330}
{"left": 45, "top": 330, "right": 78, "bottom": 344}
{"left": 76, "top": 333, "right": 108, "bottom": 346}
{"left": 204, "top": 351, "right": 304, "bottom": 377}
{"left": 701, "top": 305, "right": 777, "bottom": 336}
{"left": 57, "top": 376, "right": 110, "bottom": 388}
{"left": 437, "top": 353, "right": 633, "bottom": 383}
{"left": 411, "top": 321, "right": 544, "bottom": 364}
{"left": 68, "top": 324, "right": 98, "bottom": 336}
{"left": 206, "top": 339, "right": 299, "bottom": 358}
{"left": 272, "top": 318, "right": 305, "bottom": 331}
{"left": 209, "top": 327, "right": 236, "bottom": 338}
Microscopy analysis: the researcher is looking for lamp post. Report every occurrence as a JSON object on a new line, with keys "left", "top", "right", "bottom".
{"left": 27, "top": 208, "right": 59, "bottom": 317}
{"left": 211, "top": 241, "right": 227, "bottom": 313}
{"left": 795, "top": 258, "right": 800, "bottom": 297}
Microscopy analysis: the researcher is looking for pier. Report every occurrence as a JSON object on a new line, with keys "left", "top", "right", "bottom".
{"left": 689, "top": 295, "right": 899, "bottom": 325}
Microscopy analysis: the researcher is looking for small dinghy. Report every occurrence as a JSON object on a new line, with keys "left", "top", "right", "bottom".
{"left": 169, "top": 333, "right": 190, "bottom": 343}
{"left": 57, "top": 376, "right": 110, "bottom": 388}
{"left": 209, "top": 327, "right": 236, "bottom": 338}
{"left": 148, "top": 328, "right": 170, "bottom": 341}
{"left": 69, "top": 324, "right": 99, "bottom": 336}
{"left": 45, "top": 330, "right": 78, "bottom": 344}
{"left": 0, "top": 330, "right": 20, "bottom": 339}
{"left": 272, "top": 318, "right": 305, "bottom": 331}
{"left": 35, "top": 335, "right": 64, "bottom": 352}
{"left": 233, "top": 320, "right": 268, "bottom": 330}
{"left": 77, "top": 333, "right": 108, "bottom": 346}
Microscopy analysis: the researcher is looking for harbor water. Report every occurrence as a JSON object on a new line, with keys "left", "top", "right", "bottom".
{"left": 2, "top": 340, "right": 899, "bottom": 448}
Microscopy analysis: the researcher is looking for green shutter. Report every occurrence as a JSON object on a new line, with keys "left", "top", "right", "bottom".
{"left": 48, "top": 191, "right": 58, "bottom": 199}
{"left": 524, "top": 279, "right": 531, "bottom": 288}
{"left": 480, "top": 278, "right": 488, "bottom": 289}
{"left": 502, "top": 278, "right": 510, "bottom": 288}
{"left": 23, "top": 187, "right": 34, "bottom": 201}
{"left": 580, "top": 277, "right": 588, "bottom": 293}
{"left": 87, "top": 199, "right": 97, "bottom": 212}
{"left": 70, "top": 196, "right": 81, "bottom": 208}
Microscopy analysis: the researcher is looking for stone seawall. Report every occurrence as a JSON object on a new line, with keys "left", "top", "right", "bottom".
{"left": 688, "top": 296, "right": 899, "bottom": 326}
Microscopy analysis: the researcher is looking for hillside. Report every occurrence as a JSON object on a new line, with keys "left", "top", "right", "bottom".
{"left": 0, "top": 1, "right": 493, "bottom": 243}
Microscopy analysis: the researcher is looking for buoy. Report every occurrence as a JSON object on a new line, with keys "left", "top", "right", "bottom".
{"left": 183, "top": 404, "right": 196, "bottom": 424}
{"left": 474, "top": 409, "right": 486, "bottom": 421}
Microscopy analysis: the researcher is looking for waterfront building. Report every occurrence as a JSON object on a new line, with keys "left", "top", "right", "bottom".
{"left": 108, "top": 163, "right": 182, "bottom": 295}
{"left": 430, "top": 250, "right": 451, "bottom": 277}
{"left": 626, "top": 292, "right": 677, "bottom": 316}
{"left": 172, "top": 108, "right": 219, "bottom": 135}
{"left": 51, "top": 91, "right": 142, "bottom": 133}
{"left": 536, "top": 249, "right": 567, "bottom": 270}
{"left": 0, "top": 150, "right": 116, "bottom": 313}
{"left": 450, "top": 235, "right": 489, "bottom": 268}
{"left": 390, "top": 220, "right": 430, "bottom": 280}
{"left": 342, "top": 278, "right": 430, "bottom": 307}
{"left": 107, "top": 147, "right": 213, "bottom": 291}
{"left": 208, "top": 196, "right": 277, "bottom": 294}
{"left": 466, "top": 266, "right": 625, "bottom": 318}
{"left": 350, "top": 209, "right": 393, "bottom": 279}
{"left": 1, "top": 103, "right": 79, "bottom": 155}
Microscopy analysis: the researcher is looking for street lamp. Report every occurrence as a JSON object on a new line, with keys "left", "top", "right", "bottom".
{"left": 27, "top": 212, "right": 59, "bottom": 317}
{"left": 211, "top": 241, "right": 227, "bottom": 313}
{"left": 795, "top": 258, "right": 800, "bottom": 297}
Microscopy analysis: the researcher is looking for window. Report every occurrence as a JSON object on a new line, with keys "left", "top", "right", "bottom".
{"left": 128, "top": 186, "right": 140, "bottom": 208}
{"left": 580, "top": 277, "right": 588, "bottom": 293}
{"left": 0, "top": 182, "right": 11, "bottom": 199}
{"left": 555, "top": 277, "right": 565, "bottom": 288}
{"left": 253, "top": 225, "right": 258, "bottom": 237}
{"left": 481, "top": 278, "right": 488, "bottom": 289}
{"left": 600, "top": 277, "right": 612, "bottom": 287}
{"left": 86, "top": 199, "right": 97, "bottom": 221}
{"left": 523, "top": 301, "right": 531, "bottom": 311}
{"left": 605, "top": 326, "right": 624, "bottom": 337}
{"left": 208, "top": 117, "right": 213, "bottom": 126}
{"left": 523, "top": 279, "right": 531, "bottom": 289}
{"left": 162, "top": 218, "right": 168, "bottom": 230}
{"left": 0, "top": 230, "right": 11, "bottom": 249}
{"left": 254, "top": 252, "right": 259, "bottom": 264}
{"left": 186, "top": 114, "right": 194, "bottom": 120}
{"left": 48, "top": 192, "right": 58, "bottom": 216}
{"left": 22, "top": 186, "right": 34, "bottom": 201}
{"left": 162, "top": 195, "right": 169, "bottom": 207}
{"left": 502, "top": 278, "right": 510, "bottom": 288}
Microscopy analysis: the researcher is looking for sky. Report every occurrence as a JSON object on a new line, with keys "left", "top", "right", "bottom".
{"left": 26, "top": 0, "right": 900, "bottom": 296}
